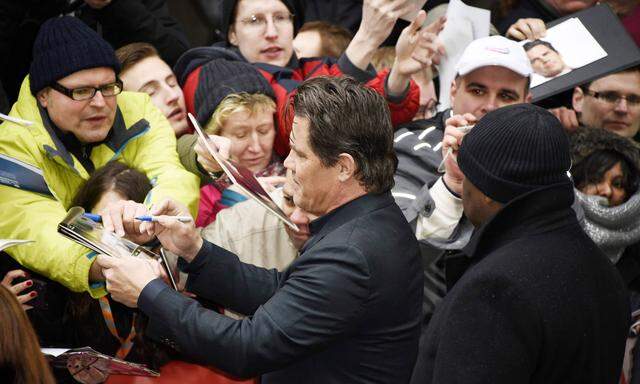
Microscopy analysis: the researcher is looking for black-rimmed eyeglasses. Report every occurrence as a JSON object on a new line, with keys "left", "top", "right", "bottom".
{"left": 584, "top": 90, "right": 640, "bottom": 107}
{"left": 50, "top": 79, "right": 123, "bottom": 101}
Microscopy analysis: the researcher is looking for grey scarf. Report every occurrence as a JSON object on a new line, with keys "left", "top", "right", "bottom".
{"left": 575, "top": 189, "right": 640, "bottom": 263}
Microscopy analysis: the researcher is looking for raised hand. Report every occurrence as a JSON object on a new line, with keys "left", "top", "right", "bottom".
{"left": 346, "top": 0, "right": 417, "bottom": 70}
{"left": 396, "top": 12, "right": 446, "bottom": 76}
{"left": 388, "top": 11, "right": 446, "bottom": 95}
{"left": 441, "top": 113, "right": 477, "bottom": 195}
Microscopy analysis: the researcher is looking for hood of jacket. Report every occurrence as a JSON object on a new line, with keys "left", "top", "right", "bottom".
{"left": 569, "top": 126, "right": 640, "bottom": 172}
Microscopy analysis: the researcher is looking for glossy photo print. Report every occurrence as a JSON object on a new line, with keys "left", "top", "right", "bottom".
{"left": 523, "top": 17, "right": 607, "bottom": 88}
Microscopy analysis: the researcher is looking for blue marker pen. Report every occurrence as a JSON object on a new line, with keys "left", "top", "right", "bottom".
{"left": 135, "top": 215, "right": 193, "bottom": 223}
{"left": 83, "top": 213, "right": 102, "bottom": 222}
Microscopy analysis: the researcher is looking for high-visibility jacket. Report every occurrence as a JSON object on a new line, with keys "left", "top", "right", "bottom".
{"left": 0, "top": 77, "right": 200, "bottom": 297}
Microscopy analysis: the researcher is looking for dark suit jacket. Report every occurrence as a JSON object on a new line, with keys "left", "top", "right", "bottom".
{"left": 411, "top": 183, "right": 630, "bottom": 384}
{"left": 139, "top": 191, "right": 423, "bottom": 383}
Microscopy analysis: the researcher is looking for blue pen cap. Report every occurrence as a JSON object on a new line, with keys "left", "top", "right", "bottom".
{"left": 83, "top": 213, "right": 102, "bottom": 223}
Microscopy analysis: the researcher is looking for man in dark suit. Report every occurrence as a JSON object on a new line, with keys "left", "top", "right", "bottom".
{"left": 413, "top": 103, "right": 629, "bottom": 384}
{"left": 98, "top": 76, "right": 423, "bottom": 383}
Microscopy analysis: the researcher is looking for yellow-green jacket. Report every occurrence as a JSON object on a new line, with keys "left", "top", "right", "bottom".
{"left": 0, "top": 78, "right": 200, "bottom": 297}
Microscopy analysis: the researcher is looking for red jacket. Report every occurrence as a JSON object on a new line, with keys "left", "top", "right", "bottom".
{"left": 176, "top": 45, "right": 419, "bottom": 156}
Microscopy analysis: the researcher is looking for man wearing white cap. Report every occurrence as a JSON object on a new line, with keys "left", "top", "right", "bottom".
{"left": 392, "top": 35, "right": 533, "bottom": 329}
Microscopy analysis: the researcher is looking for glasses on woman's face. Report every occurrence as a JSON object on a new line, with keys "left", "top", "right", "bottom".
{"left": 50, "top": 79, "right": 123, "bottom": 101}
{"left": 585, "top": 89, "right": 640, "bottom": 108}
{"left": 237, "top": 12, "right": 294, "bottom": 33}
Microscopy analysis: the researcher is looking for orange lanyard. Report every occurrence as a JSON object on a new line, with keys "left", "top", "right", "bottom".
{"left": 98, "top": 296, "right": 137, "bottom": 359}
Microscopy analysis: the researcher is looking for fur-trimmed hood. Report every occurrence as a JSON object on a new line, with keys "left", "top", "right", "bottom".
{"left": 568, "top": 126, "right": 640, "bottom": 172}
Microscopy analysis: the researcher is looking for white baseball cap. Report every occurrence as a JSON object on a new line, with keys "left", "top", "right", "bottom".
{"left": 455, "top": 35, "right": 532, "bottom": 78}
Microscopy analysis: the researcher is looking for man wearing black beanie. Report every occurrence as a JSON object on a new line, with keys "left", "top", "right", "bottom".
{"left": 413, "top": 104, "right": 630, "bottom": 383}
{"left": 0, "top": 16, "right": 199, "bottom": 298}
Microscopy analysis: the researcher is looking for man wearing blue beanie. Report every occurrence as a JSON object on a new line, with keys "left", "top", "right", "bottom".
{"left": 413, "top": 104, "right": 630, "bottom": 383}
{"left": 0, "top": 16, "right": 199, "bottom": 297}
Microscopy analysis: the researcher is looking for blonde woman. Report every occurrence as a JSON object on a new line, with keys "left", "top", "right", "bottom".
{"left": 177, "top": 59, "right": 284, "bottom": 227}
{"left": 196, "top": 91, "right": 284, "bottom": 227}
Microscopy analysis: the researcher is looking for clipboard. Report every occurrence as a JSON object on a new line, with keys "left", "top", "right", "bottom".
{"left": 188, "top": 113, "right": 299, "bottom": 231}
{"left": 531, "top": 4, "right": 640, "bottom": 102}
{"left": 58, "top": 207, "right": 177, "bottom": 290}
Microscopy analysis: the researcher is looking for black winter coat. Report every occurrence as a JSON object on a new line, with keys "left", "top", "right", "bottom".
{"left": 412, "top": 182, "right": 629, "bottom": 384}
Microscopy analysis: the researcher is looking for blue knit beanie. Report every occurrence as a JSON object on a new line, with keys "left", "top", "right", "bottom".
{"left": 29, "top": 16, "right": 120, "bottom": 95}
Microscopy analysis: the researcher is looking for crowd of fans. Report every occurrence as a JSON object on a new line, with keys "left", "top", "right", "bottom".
{"left": 0, "top": 0, "right": 639, "bottom": 383}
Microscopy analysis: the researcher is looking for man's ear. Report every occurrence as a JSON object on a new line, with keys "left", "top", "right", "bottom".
{"left": 36, "top": 89, "right": 49, "bottom": 108}
{"left": 572, "top": 86, "right": 584, "bottom": 113}
{"left": 336, "top": 153, "right": 357, "bottom": 183}
{"left": 450, "top": 79, "right": 458, "bottom": 107}
{"left": 228, "top": 26, "right": 239, "bottom": 46}
{"left": 524, "top": 92, "right": 532, "bottom": 103}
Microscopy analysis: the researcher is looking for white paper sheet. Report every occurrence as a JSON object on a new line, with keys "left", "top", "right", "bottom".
{"left": 436, "top": 0, "right": 491, "bottom": 111}
{"left": 42, "top": 348, "right": 71, "bottom": 357}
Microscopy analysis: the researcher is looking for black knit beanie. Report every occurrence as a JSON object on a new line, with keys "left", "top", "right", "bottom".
{"left": 220, "top": 0, "right": 301, "bottom": 42}
{"left": 194, "top": 59, "right": 275, "bottom": 126}
{"left": 29, "top": 16, "right": 120, "bottom": 95}
{"left": 457, "top": 104, "right": 572, "bottom": 204}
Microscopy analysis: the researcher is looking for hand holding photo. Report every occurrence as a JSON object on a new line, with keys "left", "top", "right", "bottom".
{"left": 188, "top": 113, "right": 299, "bottom": 231}
{"left": 58, "top": 207, "right": 178, "bottom": 290}
{"left": 521, "top": 17, "right": 607, "bottom": 88}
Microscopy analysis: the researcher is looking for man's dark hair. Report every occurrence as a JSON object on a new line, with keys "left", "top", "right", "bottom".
{"left": 72, "top": 161, "right": 152, "bottom": 211}
{"left": 291, "top": 76, "right": 397, "bottom": 194}
{"left": 572, "top": 150, "right": 639, "bottom": 199}
{"left": 523, "top": 39, "right": 558, "bottom": 53}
